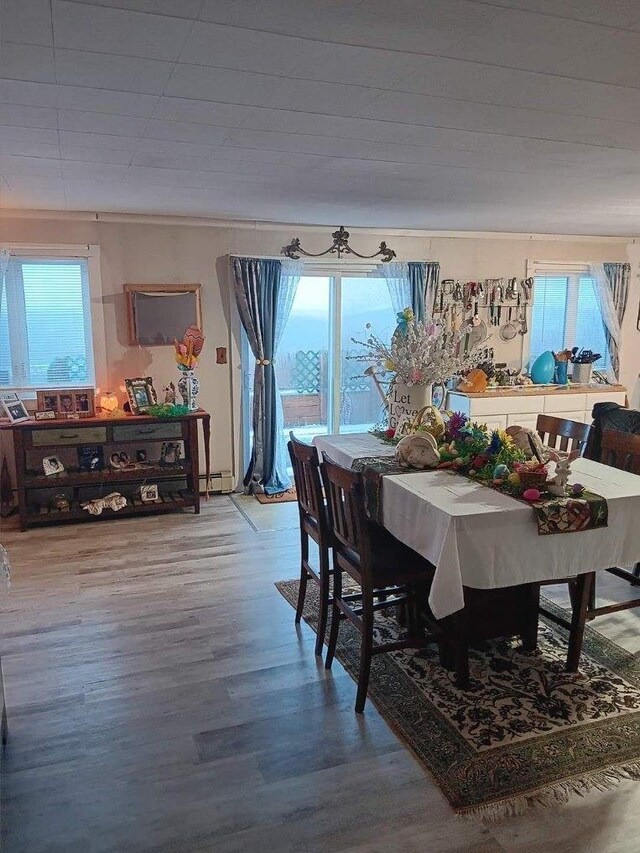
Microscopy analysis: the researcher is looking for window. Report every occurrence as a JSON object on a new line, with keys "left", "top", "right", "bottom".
{"left": 0, "top": 247, "right": 102, "bottom": 392}
{"left": 529, "top": 268, "right": 610, "bottom": 371}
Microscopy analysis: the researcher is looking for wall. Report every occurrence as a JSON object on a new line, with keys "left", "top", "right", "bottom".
{"left": 1, "top": 214, "right": 638, "bottom": 486}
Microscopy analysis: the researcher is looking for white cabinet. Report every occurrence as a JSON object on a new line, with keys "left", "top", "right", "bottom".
{"left": 447, "top": 388, "right": 627, "bottom": 429}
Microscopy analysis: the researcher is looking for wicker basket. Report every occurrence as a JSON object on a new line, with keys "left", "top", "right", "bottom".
{"left": 518, "top": 470, "right": 548, "bottom": 489}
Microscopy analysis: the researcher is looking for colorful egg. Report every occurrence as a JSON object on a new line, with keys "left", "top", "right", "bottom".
{"left": 571, "top": 483, "right": 585, "bottom": 496}
{"left": 493, "top": 463, "right": 509, "bottom": 479}
{"left": 183, "top": 324, "right": 205, "bottom": 356}
{"left": 523, "top": 488, "right": 541, "bottom": 502}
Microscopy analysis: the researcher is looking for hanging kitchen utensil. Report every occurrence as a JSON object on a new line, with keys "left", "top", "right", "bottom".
{"left": 499, "top": 306, "right": 518, "bottom": 341}
{"left": 467, "top": 319, "right": 488, "bottom": 350}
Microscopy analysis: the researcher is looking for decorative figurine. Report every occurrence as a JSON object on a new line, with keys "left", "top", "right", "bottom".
{"left": 81, "top": 492, "right": 127, "bottom": 515}
{"left": 546, "top": 450, "right": 580, "bottom": 497}
{"left": 163, "top": 382, "right": 176, "bottom": 405}
{"left": 395, "top": 433, "right": 441, "bottom": 469}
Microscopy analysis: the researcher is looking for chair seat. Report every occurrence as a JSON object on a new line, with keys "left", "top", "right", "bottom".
{"left": 338, "top": 525, "right": 434, "bottom": 587}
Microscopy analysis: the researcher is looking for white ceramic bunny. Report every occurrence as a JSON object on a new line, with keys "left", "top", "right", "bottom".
{"left": 546, "top": 449, "right": 580, "bottom": 497}
{"left": 395, "top": 433, "right": 441, "bottom": 469}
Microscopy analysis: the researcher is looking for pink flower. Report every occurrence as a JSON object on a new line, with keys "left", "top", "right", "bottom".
{"left": 409, "top": 368, "right": 422, "bottom": 384}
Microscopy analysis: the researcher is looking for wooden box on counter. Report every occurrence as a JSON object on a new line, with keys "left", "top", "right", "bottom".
{"left": 1, "top": 411, "right": 211, "bottom": 531}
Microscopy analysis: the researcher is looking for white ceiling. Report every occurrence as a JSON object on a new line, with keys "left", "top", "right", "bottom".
{"left": 1, "top": 0, "right": 640, "bottom": 234}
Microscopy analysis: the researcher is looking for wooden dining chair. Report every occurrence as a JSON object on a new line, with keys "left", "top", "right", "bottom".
{"left": 542, "top": 429, "right": 640, "bottom": 672}
{"left": 536, "top": 414, "right": 591, "bottom": 455}
{"left": 321, "top": 456, "right": 436, "bottom": 713}
{"left": 287, "top": 434, "right": 333, "bottom": 657}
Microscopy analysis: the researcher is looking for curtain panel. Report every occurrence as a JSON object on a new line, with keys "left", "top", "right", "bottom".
{"left": 376, "top": 261, "right": 440, "bottom": 320}
{"left": 589, "top": 262, "right": 631, "bottom": 381}
{"left": 231, "top": 256, "right": 301, "bottom": 494}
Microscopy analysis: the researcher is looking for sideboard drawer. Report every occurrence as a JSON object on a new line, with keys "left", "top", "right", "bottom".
{"left": 112, "top": 422, "right": 182, "bottom": 442}
{"left": 544, "top": 393, "right": 586, "bottom": 414}
{"left": 32, "top": 426, "right": 108, "bottom": 446}
{"left": 471, "top": 394, "right": 543, "bottom": 417}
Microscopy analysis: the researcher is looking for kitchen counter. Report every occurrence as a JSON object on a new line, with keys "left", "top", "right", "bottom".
{"left": 461, "top": 384, "right": 627, "bottom": 399}
{"left": 447, "top": 385, "right": 627, "bottom": 432}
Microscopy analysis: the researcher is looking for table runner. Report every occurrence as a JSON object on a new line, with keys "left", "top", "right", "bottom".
{"left": 352, "top": 455, "right": 608, "bottom": 536}
{"left": 314, "top": 433, "right": 640, "bottom": 619}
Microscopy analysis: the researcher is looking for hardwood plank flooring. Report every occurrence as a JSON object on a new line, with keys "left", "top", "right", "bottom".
{"left": 1, "top": 498, "right": 639, "bottom": 852}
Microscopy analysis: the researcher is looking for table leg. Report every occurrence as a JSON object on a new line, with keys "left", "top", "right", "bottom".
{"left": 566, "top": 572, "right": 594, "bottom": 672}
{"left": 202, "top": 414, "right": 211, "bottom": 501}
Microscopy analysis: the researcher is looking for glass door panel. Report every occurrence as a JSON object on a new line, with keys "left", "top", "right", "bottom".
{"left": 276, "top": 276, "right": 331, "bottom": 441}
{"left": 339, "top": 277, "right": 395, "bottom": 433}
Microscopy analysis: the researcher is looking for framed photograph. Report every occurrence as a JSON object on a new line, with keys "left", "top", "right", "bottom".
{"left": 36, "top": 388, "right": 95, "bottom": 418}
{"left": 78, "top": 445, "right": 104, "bottom": 472}
{"left": 109, "top": 451, "right": 131, "bottom": 470}
{"left": 43, "top": 455, "right": 65, "bottom": 476}
{"left": 160, "top": 441, "right": 181, "bottom": 466}
{"left": 125, "top": 283, "right": 202, "bottom": 346}
{"left": 1, "top": 392, "right": 30, "bottom": 423}
{"left": 125, "top": 377, "right": 157, "bottom": 414}
{"left": 140, "top": 484, "right": 159, "bottom": 503}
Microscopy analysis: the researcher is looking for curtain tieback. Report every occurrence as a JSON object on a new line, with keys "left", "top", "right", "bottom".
{"left": 256, "top": 358, "right": 271, "bottom": 366}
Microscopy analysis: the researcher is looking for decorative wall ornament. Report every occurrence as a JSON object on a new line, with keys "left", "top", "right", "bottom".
{"left": 281, "top": 225, "right": 396, "bottom": 262}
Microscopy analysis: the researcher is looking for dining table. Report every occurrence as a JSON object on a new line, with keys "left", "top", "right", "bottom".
{"left": 313, "top": 432, "right": 640, "bottom": 671}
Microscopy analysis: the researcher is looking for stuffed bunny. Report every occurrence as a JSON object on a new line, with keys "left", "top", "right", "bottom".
{"left": 395, "top": 433, "right": 441, "bottom": 469}
{"left": 546, "top": 449, "right": 580, "bottom": 497}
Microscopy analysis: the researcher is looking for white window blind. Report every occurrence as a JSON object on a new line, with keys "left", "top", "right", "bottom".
{"left": 0, "top": 256, "right": 95, "bottom": 390}
{"left": 529, "top": 272, "right": 610, "bottom": 370}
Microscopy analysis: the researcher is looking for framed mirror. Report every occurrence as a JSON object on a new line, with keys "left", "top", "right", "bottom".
{"left": 125, "top": 284, "right": 202, "bottom": 346}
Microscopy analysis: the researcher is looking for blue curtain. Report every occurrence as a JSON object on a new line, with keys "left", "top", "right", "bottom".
{"left": 378, "top": 261, "right": 440, "bottom": 320}
{"left": 231, "top": 256, "right": 301, "bottom": 494}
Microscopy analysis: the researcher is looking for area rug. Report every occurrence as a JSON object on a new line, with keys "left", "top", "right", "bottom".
{"left": 276, "top": 579, "right": 640, "bottom": 821}
{"left": 254, "top": 488, "right": 297, "bottom": 505}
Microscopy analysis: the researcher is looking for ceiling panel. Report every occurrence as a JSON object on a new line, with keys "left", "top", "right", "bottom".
{"left": 1, "top": 0, "right": 639, "bottom": 233}
{"left": 54, "top": 49, "right": 175, "bottom": 95}
{"left": 51, "top": 0, "right": 193, "bottom": 60}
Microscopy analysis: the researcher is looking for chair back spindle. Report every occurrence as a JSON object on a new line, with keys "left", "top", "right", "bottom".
{"left": 288, "top": 433, "right": 327, "bottom": 532}
{"left": 536, "top": 415, "right": 591, "bottom": 455}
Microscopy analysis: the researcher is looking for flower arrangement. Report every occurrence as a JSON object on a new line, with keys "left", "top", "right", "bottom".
{"left": 351, "top": 307, "right": 480, "bottom": 387}
{"left": 174, "top": 325, "right": 205, "bottom": 370}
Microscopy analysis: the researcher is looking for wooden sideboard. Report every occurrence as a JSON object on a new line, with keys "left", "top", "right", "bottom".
{"left": 1, "top": 411, "right": 210, "bottom": 531}
{"left": 446, "top": 385, "right": 627, "bottom": 433}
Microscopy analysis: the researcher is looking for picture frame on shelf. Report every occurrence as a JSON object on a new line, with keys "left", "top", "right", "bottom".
{"left": 78, "top": 445, "right": 104, "bottom": 472}
{"left": 42, "top": 455, "right": 65, "bottom": 476}
{"left": 36, "top": 388, "right": 95, "bottom": 418}
{"left": 125, "top": 377, "right": 157, "bottom": 414}
{"left": 139, "top": 484, "right": 159, "bottom": 503}
{"left": 160, "top": 441, "right": 181, "bottom": 466}
{"left": 0, "top": 392, "right": 30, "bottom": 424}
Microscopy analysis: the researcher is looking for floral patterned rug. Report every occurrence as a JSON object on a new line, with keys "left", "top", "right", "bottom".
{"left": 276, "top": 579, "right": 640, "bottom": 820}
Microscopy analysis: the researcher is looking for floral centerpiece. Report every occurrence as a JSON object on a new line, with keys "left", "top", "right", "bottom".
{"left": 174, "top": 325, "right": 205, "bottom": 411}
{"left": 351, "top": 307, "right": 480, "bottom": 435}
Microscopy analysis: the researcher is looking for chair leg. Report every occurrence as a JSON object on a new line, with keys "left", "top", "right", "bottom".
{"left": 521, "top": 583, "right": 540, "bottom": 652}
{"left": 294, "top": 530, "right": 309, "bottom": 625}
{"left": 325, "top": 566, "right": 342, "bottom": 670}
{"left": 566, "top": 572, "right": 594, "bottom": 672}
{"left": 453, "top": 611, "right": 470, "bottom": 689}
{"left": 315, "top": 546, "right": 331, "bottom": 657}
{"left": 355, "top": 586, "right": 374, "bottom": 714}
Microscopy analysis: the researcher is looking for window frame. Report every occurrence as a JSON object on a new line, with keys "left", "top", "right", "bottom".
{"left": 525, "top": 259, "right": 610, "bottom": 372}
{"left": 0, "top": 243, "right": 107, "bottom": 398}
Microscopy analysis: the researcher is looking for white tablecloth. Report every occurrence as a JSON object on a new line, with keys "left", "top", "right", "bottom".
{"left": 313, "top": 433, "right": 640, "bottom": 619}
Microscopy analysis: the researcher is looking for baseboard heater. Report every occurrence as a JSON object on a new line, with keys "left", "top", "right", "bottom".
{"left": 207, "top": 471, "right": 235, "bottom": 494}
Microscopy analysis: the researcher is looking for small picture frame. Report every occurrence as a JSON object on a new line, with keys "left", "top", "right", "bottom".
{"left": 36, "top": 388, "right": 95, "bottom": 418}
{"left": 109, "top": 451, "right": 131, "bottom": 470}
{"left": 125, "top": 377, "right": 157, "bottom": 414}
{"left": 1, "top": 392, "right": 30, "bottom": 423}
{"left": 160, "top": 441, "right": 181, "bottom": 466}
{"left": 43, "top": 455, "right": 65, "bottom": 476}
{"left": 34, "top": 410, "right": 56, "bottom": 421}
{"left": 140, "top": 484, "right": 159, "bottom": 503}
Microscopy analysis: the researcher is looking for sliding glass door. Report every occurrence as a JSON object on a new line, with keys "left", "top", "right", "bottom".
{"left": 241, "top": 272, "right": 397, "bottom": 468}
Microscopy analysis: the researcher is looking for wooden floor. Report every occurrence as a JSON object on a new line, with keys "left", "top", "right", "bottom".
{"left": 1, "top": 498, "right": 640, "bottom": 853}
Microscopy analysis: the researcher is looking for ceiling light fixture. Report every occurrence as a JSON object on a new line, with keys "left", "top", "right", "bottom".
{"left": 281, "top": 225, "right": 396, "bottom": 262}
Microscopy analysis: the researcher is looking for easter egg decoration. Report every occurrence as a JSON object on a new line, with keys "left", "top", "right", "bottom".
{"left": 523, "top": 488, "right": 541, "bottom": 502}
{"left": 493, "top": 463, "right": 509, "bottom": 480}
{"left": 183, "top": 324, "right": 205, "bottom": 358}
{"left": 530, "top": 350, "right": 555, "bottom": 384}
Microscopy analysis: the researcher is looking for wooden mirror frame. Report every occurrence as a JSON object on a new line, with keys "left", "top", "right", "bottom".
{"left": 125, "top": 283, "right": 202, "bottom": 346}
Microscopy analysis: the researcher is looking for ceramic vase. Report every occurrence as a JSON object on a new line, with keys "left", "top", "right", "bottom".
{"left": 530, "top": 351, "right": 556, "bottom": 384}
{"left": 554, "top": 360, "right": 569, "bottom": 385}
{"left": 177, "top": 368, "right": 200, "bottom": 411}
{"left": 387, "top": 382, "right": 432, "bottom": 430}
